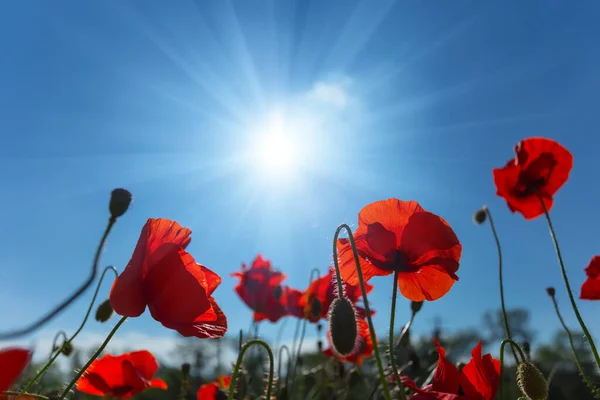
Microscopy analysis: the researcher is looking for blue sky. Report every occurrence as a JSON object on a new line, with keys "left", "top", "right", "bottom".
{"left": 1, "top": 0, "right": 600, "bottom": 365}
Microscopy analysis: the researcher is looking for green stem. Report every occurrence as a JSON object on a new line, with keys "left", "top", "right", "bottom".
{"left": 290, "top": 317, "right": 302, "bottom": 366}
{"left": 546, "top": 363, "right": 559, "bottom": 390}
{"left": 485, "top": 207, "right": 518, "bottom": 361}
{"left": 50, "top": 330, "right": 67, "bottom": 360}
{"left": 539, "top": 197, "right": 600, "bottom": 370}
{"left": 388, "top": 271, "right": 407, "bottom": 400}
{"left": 228, "top": 339, "right": 274, "bottom": 400}
{"left": 0, "top": 219, "right": 116, "bottom": 340}
{"left": 292, "top": 269, "right": 320, "bottom": 374}
{"left": 277, "top": 345, "right": 291, "bottom": 393}
{"left": 59, "top": 316, "right": 127, "bottom": 399}
{"left": 3, "top": 392, "right": 49, "bottom": 400}
{"left": 332, "top": 223, "right": 393, "bottom": 400}
{"left": 18, "top": 266, "right": 118, "bottom": 398}
{"left": 550, "top": 293, "right": 599, "bottom": 395}
{"left": 273, "top": 317, "right": 289, "bottom": 352}
{"left": 500, "top": 338, "right": 526, "bottom": 400}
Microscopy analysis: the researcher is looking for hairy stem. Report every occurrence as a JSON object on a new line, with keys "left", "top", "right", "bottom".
{"left": 59, "top": 316, "right": 127, "bottom": 399}
{"left": 0, "top": 219, "right": 116, "bottom": 340}
{"left": 18, "top": 266, "right": 118, "bottom": 398}
{"left": 332, "top": 223, "right": 393, "bottom": 400}
{"left": 228, "top": 339, "right": 274, "bottom": 400}
{"left": 540, "top": 197, "right": 600, "bottom": 370}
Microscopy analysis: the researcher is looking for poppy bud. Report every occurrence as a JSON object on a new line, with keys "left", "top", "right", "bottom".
{"left": 473, "top": 207, "right": 487, "bottom": 225}
{"left": 181, "top": 363, "right": 191, "bottom": 377}
{"left": 317, "top": 340, "right": 323, "bottom": 352}
{"left": 411, "top": 301, "right": 423, "bottom": 314}
{"left": 297, "top": 356, "right": 303, "bottom": 367}
{"left": 546, "top": 287, "right": 556, "bottom": 297}
{"left": 316, "top": 323, "right": 323, "bottom": 333}
{"left": 328, "top": 297, "right": 358, "bottom": 356}
{"left": 517, "top": 361, "right": 548, "bottom": 400}
{"left": 109, "top": 188, "right": 132, "bottom": 220}
{"left": 61, "top": 342, "right": 73, "bottom": 357}
{"left": 456, "top": 361, "right": 466, "bottom": 372}
{"left": 95, "top": 299, "right": 114, "bottom": 323}
{"left": 310, "top": 298, "right": 322, "bottom": 319}
{"left": 273, "top": 285, "right": 283, "bottom": 300}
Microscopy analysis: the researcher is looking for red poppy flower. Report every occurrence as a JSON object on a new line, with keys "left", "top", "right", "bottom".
{"left": 76, "top": 351, "right": 167, "bottom": 398}
{"left": 324, "top": 319, "right": 373, "bottom": 366}
{"left": 231, "top": 254, "right": 297, "bottom": 322}
{"left": 402, "top": 340, "right": 500, "bottom": 400}
{"left": 336, "top": 199, "right": 462, "bottom": 302}
{"left": 493, "top": 137, "right": 573, "bottom": 220}
{"left": 197, "top": 375, "right": 231, "bottom": 399}
{"left": 110, "top": 218, "right": 227, "bottom": 338}
{"left": 0, "top": 348, "right": 31, "bottom": 395}
{"left": 253, "top": 286, "right": 303, "bottom": 323}
{"left": 581, "top": 256, "right": 600, "bottom": 300}
{"left": 299, "top": 269, "right": 374, "bottom": 322}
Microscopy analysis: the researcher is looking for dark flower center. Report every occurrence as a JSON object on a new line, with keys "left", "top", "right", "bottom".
{"left": 111, "top": 385, "right": 134, "bottom": 397}
{"left": 215, "top": 389, "right": 228, "bottom": 400}
{"left": 514, "top": 153, "right": 557, "bottom": 197}
{"left": 273, "top": 285, "right": 283, "bottom": 300}
{"left": 310, "top": 298, "right": 322, "bottom": 319}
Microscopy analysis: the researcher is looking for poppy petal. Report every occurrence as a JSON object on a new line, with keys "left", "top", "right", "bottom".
{"left": 397, "top": 265, "right": 457, "bottom": 302}
{"left": 149, "top": 379, "right": 168, "bottom": 390}
{"left": 336, "top": 237, "right": 390, "bottom": 286}
{"left": 581, "top": 256, "right": 600, "bottom": 300}
{"left": 460, "top": 341, "right": 500, "bottom": 400}
{"left": 163, "top": 297, "right": 227, "bottom": 338}
{"left": 400, "top": 212, "right": 461, "bottom": 274}
{"left": 125, "top": 351, "right": 159, "bottom": 381}
{"left": 357, "top": 199, "right": 424, "bottom": 231}
{"left": 0, "top": 348, "right": 31, "bottom": 392}
{"left": 110, "top": 218, "right": 192, "bottom": 317}
{"left": 200, "top": 264, "right": 222, "bottom": 296}
{"left": 144, "top": 246, "right": 212, "bottom": 325}
{"left": 430, "top": 339, "right": 460, "bottom": 394}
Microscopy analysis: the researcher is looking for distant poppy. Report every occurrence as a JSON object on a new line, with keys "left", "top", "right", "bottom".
{"left": 0, "top": 348, "right": 31, "bottom": 395}
{"left": 231, "top": 254, "right": 286, "bottom": 312}
{"left": 110, "top": 218, "right": 227, "bottom": 338}
{"left": 197, "top": 375, "right": 231, "bottom": 400}
{"left": 402, "top": 340, "right": 500, "bottom": 400}
{"left": 76, "top": 351, "right": 167, "bottom": 398}
{"left": 253, "top": 286, "right": 303, "bottom": 323}
{"left": 493, "top": 137, "right": 573, "bottom": 220}
{"left": 232, "top": 255, "right": 297, "bottom": 322}
{"left": 337, "top": 199, "right": 462, "bottom": 302}
{"left": 581, "top": 256, "right": 600, "bottom": 300}
{"left": 324, "top": 319, "right": 373, "bottom": 366}
{"left": 299, "top": 269, "right": 374, "bottom": 322}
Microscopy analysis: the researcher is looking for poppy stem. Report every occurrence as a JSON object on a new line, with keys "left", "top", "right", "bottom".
{"left": 228, "top": 339, "right": 274, "bottom": 400}
{"left": 0, "top": 218, "right": 116, "bottom": 340}
{"left": 539, "top": 198, "right": 600, "bottom": 370}
{"left": 18, "top": 266, "right": 119, "bottom": 399}
{"left": 59, "top": 315, "right": 128, "bottom": 400}
{"left": 499, "top": 338, "right": 526, "bottom": 400}
{"left": 388, "top": 271, "right": 407, "bottom": 400}
{"left": 332, "top": 223, "right": 394, "bottom": 400}
{"left": 49, "top": 330, "right": 68, "bottom": 360}
{"left": 483, "top": 207, "right": 518, "bottom": 361}
{"left": 292, "top": 269, "right": 321, "bottom": 375}
{"left": 3, "top": 392, "right": 49, "bottom": 400}
{"left": 273, "top": 317, "right": 289, "bottom": 353}
{"left": 277, "top": 345, "right": 291, "bottom": 394}
{"left": 548, "top": 291, "right": 599, "bottom": 396}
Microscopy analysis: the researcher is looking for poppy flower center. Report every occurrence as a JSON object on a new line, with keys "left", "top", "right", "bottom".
{"left": 111, "top": 385, "right": 134, "bottom": 397}
{"left": 514, "top": 153, "right": 557, "bottom": 197}
{"left": 309, "top": 297, "right": 322, "bottom": 319}
{"left": 215, "top": 389, "right": 228, "bottom": 400}
{"left": 273, "top": 285, "right": 283, "bottom": 299}
{"left": 389, "top": 250, "right": 413, "bottom": 273}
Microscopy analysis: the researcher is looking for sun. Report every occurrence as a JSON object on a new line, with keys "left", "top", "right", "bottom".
{"left": 249, "top": 110, "right": 305, "bottom": 181}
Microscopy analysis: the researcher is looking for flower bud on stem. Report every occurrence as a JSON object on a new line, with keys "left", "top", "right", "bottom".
{"left": 332, "top": 223, "right": 394, "bottom": 400}
{"left": 228, "top": 339, "right": 274, "bottom": 400}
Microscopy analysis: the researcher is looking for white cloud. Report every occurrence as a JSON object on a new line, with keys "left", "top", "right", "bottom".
{"left": 304, "top": 76, "right": 358, "bottom": 110}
